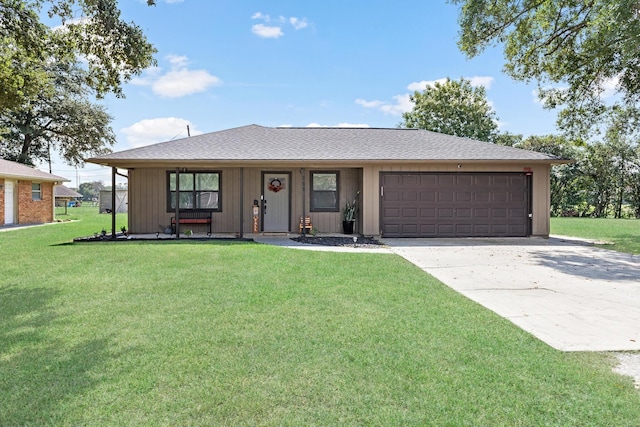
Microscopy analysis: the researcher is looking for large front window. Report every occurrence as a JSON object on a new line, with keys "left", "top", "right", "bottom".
{"left": 311, "top": 171, "right": 339, "bottom": 211}
{"left": 167, "top": 171, "right": 220, "bottom": 211}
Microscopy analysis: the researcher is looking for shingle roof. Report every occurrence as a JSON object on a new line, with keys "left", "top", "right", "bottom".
{"left": 89, "top": 124, "right": 565, "bottom": 164}
{"left": 0, "top": 158, "right": 69, "bottom": 182}
{"left": 54, "top": 185, "right": 82, "bottom": 198}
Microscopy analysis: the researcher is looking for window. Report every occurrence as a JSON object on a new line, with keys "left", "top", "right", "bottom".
{"left": 167, "top": 171, "right": 220, "bottom": 211}
{"left": 32, "top": 183, "right": 42, "bottom": 201}
{"left": 311, "top": 171, "right": 339, "bottom": 211}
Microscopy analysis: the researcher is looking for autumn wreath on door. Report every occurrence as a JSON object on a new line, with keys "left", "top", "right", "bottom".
{"left": 268, "top": 178, "right": 284, "bottom": 193}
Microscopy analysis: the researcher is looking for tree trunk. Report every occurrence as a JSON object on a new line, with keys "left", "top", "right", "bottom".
{"left": 18, "top": 134, "right": 32, "bottom": 165}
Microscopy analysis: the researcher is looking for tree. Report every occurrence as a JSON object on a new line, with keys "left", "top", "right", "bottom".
{"left": 401, "top": 77, "right": 499, "bottom": 142}
{"left": 1, "top": 0, "right": 156, "bottom": 111}
{"left": 0, "top": 61, "right": 115, "bottom": 166}
{"left": 516, "top": 135, "right": 586, "bottom": 216}
{"left": 451, "top": 0, "right": 640, "bottom": 135}
{"left": 493, "top": 131, "right": 523, "bottom": 147}
{"left": 78, "top": 180, "right": 105, "bottom": 201}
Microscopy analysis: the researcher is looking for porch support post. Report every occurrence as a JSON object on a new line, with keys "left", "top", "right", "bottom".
{"left": 175, "top": 167, "right": 180, "bottom": 238}
{"left": 239, "top": 167, "right": 244, "bottom": 238}
{"left": 111, "top": 167, "right": 116, "bottom": 239}
{"left": 300, "top": 168, "right": 306, "bottom": 236}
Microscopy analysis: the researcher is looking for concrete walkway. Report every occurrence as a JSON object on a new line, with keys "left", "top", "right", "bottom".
{"left": 382, "top": 237, "right": 640, "bottom": 352}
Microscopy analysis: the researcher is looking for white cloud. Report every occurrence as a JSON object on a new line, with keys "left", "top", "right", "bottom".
{"left": 289, "top": 17, "right": 308, "bottom": 30}
{"left": 165, "top": 0, "right": 184, "bottom": 3}
{"left": 252, "top": 24, "right": 284, "bottom": 39}
{"left": 356, "top": 94, "right": 412, "bottom": 116}
{"left": 121, "top": 117, "right": 202, "bottom": 148}
{"left": 467, "top": 76, "right": 495, "bottom": 88}
{"left": 355, "top": 99, "right": 385, "bottom": 108}
{"left": 167, "top": 54, "right": 188, "bottom": 68}
{"left": 251, "top": 12, "right": 270, "bottom": 20}
{"left": 153, "top": 70, "right": 221, "bottom": 97}
{"left": 133, "top": 55, "right": 221, "bottom": 98}
{"left": 250, "top": 12, "right": 309, "bottom": 38}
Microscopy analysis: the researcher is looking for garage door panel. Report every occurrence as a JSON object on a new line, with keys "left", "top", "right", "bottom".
{"left": 402, "top": 208, "right": 418, "bottom": 217}
{"left": 474, "top": 208, "right": 490, "bottom": 218}
{"left": 420, "top": 191, "right": 436, "bottom": 201}
{"left": 403, "top": 191, "right": 418, "bottom": 201}
{"left": 420, "top": 208, "right": 436, "bottom": 218}
{"left": 420, "top": 224, "right": 436, "bottom": 234}
{"left": 420, "top": 175, "right": 438, "bottom": 186}
{"left": 439, "top": 192, "right": 454, "bottom": 202}
{"left": 456, "top": 208, "right": 472, "bottom": 218}
{"left": 381, "top": 172, "right": 530, "bottom": 237}
{"left": 384, "top": 207, "right": 400, "bottom": 218}
{"left": 439, "top": 175, "right": 456, "bottom": 185}
{"left": 492, "top": 208, "right": 507, "bottom": 218}
{"left": 475, "top": 192, "right": 491, "bottom": 202}
{"left": 492, "top": 193, "right": 508, "bottom": 202}
{"left": 438, "top": 208, "right": 455, "bottom": 218}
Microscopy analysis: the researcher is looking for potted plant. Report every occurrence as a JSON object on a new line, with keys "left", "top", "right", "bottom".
{"left": 342, "top": 192, "right": 359, "bottom": 234}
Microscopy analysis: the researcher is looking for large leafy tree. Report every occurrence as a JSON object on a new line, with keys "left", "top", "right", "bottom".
{"left": 78, "top": 180, "right": 105, "bottom": 201}
{"left": 516, "top": 135, "right": 586, "bottom": 216}
{"left": 1, "top": 0, "right": 156, "bottom": 111}
{"left": 401, "top": 77, "right": 499, "bottom": 142}
{"left": 450, "top": 0, "right": 640, "bottom": 135}
{"left": 0, "top": 61, "right": 115, "bottom": 166}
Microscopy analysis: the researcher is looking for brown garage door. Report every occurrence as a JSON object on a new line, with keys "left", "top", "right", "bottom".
{"left": 380, "top": 173, "right": 530, "bottom": 237}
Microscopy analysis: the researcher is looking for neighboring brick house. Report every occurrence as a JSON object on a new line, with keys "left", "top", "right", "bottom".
{"left": 1, "top": 158, "right": 69, "bottom": 226}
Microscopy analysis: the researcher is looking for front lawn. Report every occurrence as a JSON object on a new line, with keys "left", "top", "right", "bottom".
{"left": 2, "top": 210, "right": 639, "bottom": 425}
{"left": 551, "top": 217, "right": 640, "bottom": 254}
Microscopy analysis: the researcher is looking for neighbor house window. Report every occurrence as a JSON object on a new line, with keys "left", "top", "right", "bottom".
{"left": 167, "top": 171, "right": 221, "bottom": 211}
{"left": 32, "top": 183, "right": 42, "bottom": 201}
{"left": 311, "top": 171, "right": 339, "bottom": 211}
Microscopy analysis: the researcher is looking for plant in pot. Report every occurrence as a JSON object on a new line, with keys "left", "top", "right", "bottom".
{"left": 342, "top": 192, "right": 359, "bottom": 234}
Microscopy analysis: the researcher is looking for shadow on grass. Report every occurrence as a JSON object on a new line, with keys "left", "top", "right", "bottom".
{"left": 0, "top": 286, "right": 111, "bottom": 425}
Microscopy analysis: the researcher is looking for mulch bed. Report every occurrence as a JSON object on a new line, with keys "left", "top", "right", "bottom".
{"left": 291, "top": 236, "right": 385, "bottom": 248}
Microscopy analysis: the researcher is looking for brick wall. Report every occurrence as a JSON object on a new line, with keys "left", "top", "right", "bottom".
{"left": 17, "top": 180, "right": 55, "bottom": 224}
{"left": 0, "top": 178, "right": 4, "bottom": 225}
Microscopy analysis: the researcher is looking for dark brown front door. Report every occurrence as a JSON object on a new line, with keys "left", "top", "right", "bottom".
{"left": 380, "top": 173, "right": 530, "bottom": 237}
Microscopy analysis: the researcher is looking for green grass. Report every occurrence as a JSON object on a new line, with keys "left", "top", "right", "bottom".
{"left": 551, "top": 217, "right": 640, "bottom": 254}
{"left": 1, "top": 207, "right": 639, "bottom": 425}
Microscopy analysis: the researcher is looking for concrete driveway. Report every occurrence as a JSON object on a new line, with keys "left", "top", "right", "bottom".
{"left": 382, "top": 237, "right": 640, "bottom": 352}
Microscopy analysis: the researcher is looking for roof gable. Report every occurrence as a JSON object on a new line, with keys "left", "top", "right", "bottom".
{"left": 0, "top": 158, "right": 69, "bottom": 182}
{"left": 89, "top": 124, "right": 566, "bottom": 164}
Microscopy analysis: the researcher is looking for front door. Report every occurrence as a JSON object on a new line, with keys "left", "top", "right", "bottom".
{"left": 262, "top": 172, "right": 290, "bottom": 232}
{"left": 4, "top": 180, "right": 15, "bottom": 225}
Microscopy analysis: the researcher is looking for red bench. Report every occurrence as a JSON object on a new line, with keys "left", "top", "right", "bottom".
{"left": 171, "top": 211, "right": 212, "bottom": 235}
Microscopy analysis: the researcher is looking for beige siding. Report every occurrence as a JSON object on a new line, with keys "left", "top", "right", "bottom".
{"left": 531, "top": 164, "right": 551, "bottom": 236}
{"left": 127, "top": 162, "right": 551, "bottom": 237}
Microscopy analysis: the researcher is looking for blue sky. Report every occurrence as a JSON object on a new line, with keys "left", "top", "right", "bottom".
{"left": 46, "top": 0, "right": 562, "bottom": 186}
